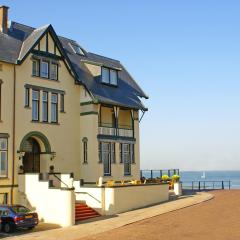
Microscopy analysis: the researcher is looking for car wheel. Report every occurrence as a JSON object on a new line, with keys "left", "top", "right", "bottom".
{"left": 4, "top": 223, "right": 14, "bottom": 233}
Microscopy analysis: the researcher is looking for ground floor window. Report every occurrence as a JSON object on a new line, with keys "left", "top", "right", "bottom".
{"left": 0, "top": 193, "right": 8, "bottom": 204}
{"left": 120, "top": 143, "right": 134, "bottom": 176}
{"left": 99, "top": 142, "right": 115, "bottom": 176}
{"left": 0, "top": 137, "right": 8, "bottom": 177}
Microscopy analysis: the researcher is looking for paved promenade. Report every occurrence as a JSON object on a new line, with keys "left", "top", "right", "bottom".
{"left": 4, "top": 191, "right": 212, "bottom": 240}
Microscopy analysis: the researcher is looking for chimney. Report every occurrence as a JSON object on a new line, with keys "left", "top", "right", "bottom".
{"left": 0, "top": 6, "right": 9, "bottom": 33}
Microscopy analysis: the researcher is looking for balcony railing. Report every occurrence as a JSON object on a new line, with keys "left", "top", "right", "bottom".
{"left": 98, "top": 123, "right": 134, "bottom": 138}
{"left": 99, "top": 126, "right": 117, "bottom": 136}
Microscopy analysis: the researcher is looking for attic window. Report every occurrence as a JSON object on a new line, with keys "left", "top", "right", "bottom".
{"left": 102, "top": 67, "right": 118, "bottom": 86}
{"left": 70, "top": 43, "right": 85, "bottom": 55}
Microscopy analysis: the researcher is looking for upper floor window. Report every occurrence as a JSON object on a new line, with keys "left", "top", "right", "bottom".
{"left": 32, "top": 90, "right": 39, "bottom": 121}
{"left": 32, "top": 60, "right": 40, "bottom": 77}
{"left": 60, "top": 94, "right": 64, "bottom": 112}
{"left": 25, "top": 88, "right": 30, "bottom": 107}
{"left": 0, "top": 138, "right": 8, "bottom": 178}
{"left": 101, "top": 67, "right": 118, "bottom": 86}
{"left": 41, "top": 61, "right": 49, "bottom": 78}
{"left": 32, "top": 58, "right": 59, "bottom": 81}
{"left": 51, "top": 93, "right": 58, "bottom": 123}
{"left": 50, "top": 63, "right": 58, "bottom": 80}
{"left": 42, "top": 91, "right": 48, "bottom": 122}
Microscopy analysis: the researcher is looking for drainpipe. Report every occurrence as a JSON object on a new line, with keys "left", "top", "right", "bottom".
{"left": 11, "top": 64, "right": 16, "bottom": 204}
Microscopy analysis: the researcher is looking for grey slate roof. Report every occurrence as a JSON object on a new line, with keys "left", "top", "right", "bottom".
{"left": 0, "top": 21, "right": 148, "bottom": 110}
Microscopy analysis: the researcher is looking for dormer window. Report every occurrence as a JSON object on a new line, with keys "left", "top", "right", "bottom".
{"left": 69, "top": 43, "right": 85, "bottom": 55}
{"left": 102, "top": 67, "right": 118, "bottom": 86}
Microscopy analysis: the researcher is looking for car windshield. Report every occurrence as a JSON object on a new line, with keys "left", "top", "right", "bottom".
{"left": 11, "top": 206, "right": 31, "bottom": 214}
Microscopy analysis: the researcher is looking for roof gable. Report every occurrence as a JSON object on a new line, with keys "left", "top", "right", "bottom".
{"left": 17, "top": 24, "right": 79, "bottom": 82}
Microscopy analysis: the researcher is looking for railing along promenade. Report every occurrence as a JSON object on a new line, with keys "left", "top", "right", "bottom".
{"left": 181, "top": 180, "right": 231, "bottom": 190}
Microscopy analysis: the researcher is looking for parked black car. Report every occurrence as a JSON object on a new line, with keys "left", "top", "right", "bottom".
{"left": 0, "top": 205, "right": 38, "bottom": 233}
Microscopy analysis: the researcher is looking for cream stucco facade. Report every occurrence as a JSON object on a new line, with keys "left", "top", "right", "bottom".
{"left": 0, "top": 23, "right": 142, "bottom": 205}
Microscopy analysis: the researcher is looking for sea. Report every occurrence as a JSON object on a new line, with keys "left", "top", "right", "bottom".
{"left": 141, "top": 170, "right": 240, "bottom": 189}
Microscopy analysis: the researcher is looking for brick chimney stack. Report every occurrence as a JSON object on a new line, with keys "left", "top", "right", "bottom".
{"left": 0, "top": 6, "right": 9, "bottom": 34}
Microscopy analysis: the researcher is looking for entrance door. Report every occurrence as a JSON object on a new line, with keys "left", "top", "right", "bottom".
{"left": 22, "top": 138, "right": 40, "bottom": 173}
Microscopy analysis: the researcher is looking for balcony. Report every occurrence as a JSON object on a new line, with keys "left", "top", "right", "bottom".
{"left": 98, "top": 123, "right": 134, "bottom": 138}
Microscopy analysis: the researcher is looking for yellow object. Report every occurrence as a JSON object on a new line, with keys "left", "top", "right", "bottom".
{"left": 106, "top": 180, "right": 115, "bottom": 187}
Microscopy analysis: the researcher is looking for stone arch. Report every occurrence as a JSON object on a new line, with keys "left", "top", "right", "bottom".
{"left": 20, "top": 131, "right": 51, "bottom": 153}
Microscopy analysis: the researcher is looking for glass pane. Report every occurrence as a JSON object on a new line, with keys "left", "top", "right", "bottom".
{"left": 32, "top": 101, "right": 38, "bottom": 120}
{"left": 51, "top": 94, "right": 57, "bottom": 103}
{"left": 60, "top": 94, "right": 64, "bottom": 112}
{"left": 103, "top": 153, "right": 110, "bottom": 175}
{"left": 110, "top": 70, "right": 118, "bottom": 85}
{"left": 102, "top": 68, "right": 109, "bottom": 83}
{"left": 0, "top": 151, "right": 7, "bottom": 176}
{"left": 25, "top": 88, "right": 29, "bottom": 106}
{"left": 51, "top": 103, "right": 57, "bottom": 122}
{"left": 32, "top": 90, "right": 39, "bottom": 100}
{"left": 41, "top": 61, "right": 49, "bottom": 78}
{"left": 51, "top": 64, "right": 58, "bottom": 80}
{"left": 32, "top": 60, "right": 39, "bottom": 76}
{"left": 0, "top": 193, "right": 7, "bottom": 204}
{"left": 42, "top": 102, "right": 48, "bottom": 122}
{"left": 0, "top": 139, "right": 7, "bottom": 150}
{"left": 42, "top": 92, "right": 48, "bottom": 101}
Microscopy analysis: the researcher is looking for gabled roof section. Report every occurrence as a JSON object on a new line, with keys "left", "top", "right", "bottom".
{"left": 18, "top": 24, "right": 50, "bottom": 62}
{"left": 16, "top": 25, "right": 79, "bottom": 81}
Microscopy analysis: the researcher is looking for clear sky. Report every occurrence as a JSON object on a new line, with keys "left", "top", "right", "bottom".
{"left": 3, "top": 0, "right": 240, "bottom": 170}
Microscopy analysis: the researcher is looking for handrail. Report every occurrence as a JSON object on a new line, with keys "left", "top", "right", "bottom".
{"left": 52, "top": 173, "right": 71, "bottom": 189}
{"left": 75, "top": 191, "right": 101, "bottom": 204}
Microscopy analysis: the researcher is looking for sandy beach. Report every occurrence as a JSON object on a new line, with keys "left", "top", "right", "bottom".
{"left": 80, "top": 190, "right": 240, "bottom": 240}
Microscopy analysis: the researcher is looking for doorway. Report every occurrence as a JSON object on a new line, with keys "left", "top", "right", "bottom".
{"left": 22, "top": 138, "right": 41, "bottom": 173}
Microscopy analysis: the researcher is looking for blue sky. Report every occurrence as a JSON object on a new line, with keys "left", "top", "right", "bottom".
{"left": 3, "top": 0, "right": 240, "bottom": 170}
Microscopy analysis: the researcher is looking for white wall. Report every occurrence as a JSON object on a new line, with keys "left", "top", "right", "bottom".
{"left": 18, "top": 174, "right": 75, "bottom": 227}
{"left": 74, "top": 181, "right": 169, "bottom": 216}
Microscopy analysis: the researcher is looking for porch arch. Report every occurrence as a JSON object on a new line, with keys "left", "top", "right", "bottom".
{"left": 19, "top": 131, "right": 51, "bottom": 153}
